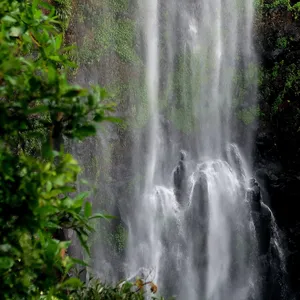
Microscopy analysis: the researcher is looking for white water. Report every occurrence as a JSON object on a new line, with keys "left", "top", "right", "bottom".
{"left": 126, "top": 0, "right": 258, "bottom": 299}
{"left": 143, "top": 0, "right": 159, "bottom": 191}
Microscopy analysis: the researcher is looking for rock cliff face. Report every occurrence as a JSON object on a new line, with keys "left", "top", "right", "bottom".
{"left": 64, "top": 0, "right": 138, "bottom": 281}
{"left": 254, "top": 2, "right": 300, "bottom": 297}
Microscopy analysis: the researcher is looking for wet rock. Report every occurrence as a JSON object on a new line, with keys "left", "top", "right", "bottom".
{"left": 247, "top": 178, "right": 272, "bottom": 256}
{"left": 247, "top": 178, "right": 290, "bottom": 299}
{"left": 226, "top": 144, "right": 245, "bottom": 181}
{"left": 186, "top": 171, "right": 208, "bottom": 299}
{"left": 173, "top": 150, "right": 187, "bottom": 203}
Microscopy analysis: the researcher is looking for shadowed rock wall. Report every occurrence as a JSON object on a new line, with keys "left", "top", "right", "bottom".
{"left": 254, "top": 2, "right": 300, "bottom": 298}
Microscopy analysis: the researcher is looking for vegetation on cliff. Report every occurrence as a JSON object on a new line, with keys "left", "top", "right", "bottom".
{"left": 0, "top": 1, "right": 163, "bottom": 299}
{"left": 254, "top": 1, "right": 300, "bottom": 297}
{"left": 255, "top": 0, "right": 300, "bottom": 168}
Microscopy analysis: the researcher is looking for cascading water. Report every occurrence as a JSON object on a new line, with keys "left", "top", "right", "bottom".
{"left": 125, "top": 0, "right": 258, "bottom": 299}
{"left": 72, "top": 0, "right": 290, "bottom": 299}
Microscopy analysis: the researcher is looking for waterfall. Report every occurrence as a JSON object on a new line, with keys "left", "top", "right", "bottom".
{"left": 125, "top": 0, "right": 259, "bottom": 299}
{"left": 72, "top": 0, "right": 289, "bottom": 299}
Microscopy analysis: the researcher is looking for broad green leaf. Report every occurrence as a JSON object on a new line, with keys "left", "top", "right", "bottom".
{"left": 53, "top": 174, "right": 65, "bottom": 186}
{"left": 61, "top": 277, "right": 83, "bottom": 288}
{"left": 89, "top": 213, "right": 116, "bottom": 220}
{"left": 70, "top": 258, "right": 90, "bottom": 267}
{"left": 43, "top": 221, "right": 60, "bottom": 229}
{"left": 44, "top": 163, "right": 51, "bottom": 172}
{"left": 27, "top": 106, "right": 49, "bottom": 114}
{"left": 32, "top": 0, "right": 39, "bottom": 10}
{"left": 59, "top": 241, "right": 71, "bottom": 249}
{"left": 5, "top": 76, "right": 17, "bottom": 85}
{"left": 43, "top": 189, "right": 64, "bottom": 199}
{"left": 0, "top": 257, "right": 14, "bottom": 269}
{"left": 42, "top": 142, "right": 53, "bottom": 159}
{"left": 47, "top": 65, "right": 57, "bottom": 82}
{"left": 10, "top": 27, "right": 22, "bottom": 37}
{"left": 84, "top": 201, "right": 92, "bottom": 218}
{"left": 102, "top": 116, "right": 122, "bottom": 123}
{"left": 2, "top": 16, "right": 17, "bottom": 23}
{"left": 0, "top": 244, "right": 11, "bottom": 252}
{"left": 73, "top": 192, "right": 90, "bottom": 208}
{"left": 63, "top": 197, "right": 73, "bottom": 208}
{"left": 46, "top": 181, "right": 52, "bottom": 192}
{"left": 49, "top": 55, "right": 61, "bottom": 62}
{"left": 75, "top": 125, "right": 97, "bottom": 137}
{"left": 37, "top": 230, "right": 46, "bottom": 245}
{"left": 100, "top": 87, "right": 109, "bottom": 99}
{"left": 55, "top": 34, "right": 63, "bottom": 50}
{"left": 75, "top": 230, "right": 90, "bottom": 256}
{"left": 37, "top": 206, "right": 58, "bottom": 216}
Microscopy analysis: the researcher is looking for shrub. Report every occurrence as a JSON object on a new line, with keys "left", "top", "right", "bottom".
{"left": 0, "top": 1, "right": 115, "bottom": 298}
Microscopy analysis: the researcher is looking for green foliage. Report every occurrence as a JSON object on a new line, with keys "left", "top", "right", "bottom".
{"left": 130, "top": 80, "right": 150, "bottom": 129}
{"left": 232, "top": 61, "right": 260, "bottom": 125}
{"left": 254, "top": 0, "right": 290, "bottom": 10}
{"left": 272, "top": 63, "right": 300, "bottom": 113}
{"left": 0, "top": 1, "right": 117, "bottom": 299}
{"left": 1, "top": 150, "right": 88, "bottom": 299}
{"left": 290, "top": 1, "right": 300, "bottom": 19}
{"left": 71, "top": 278, "right": 166, "bottom": 300}
{"left": 256, "top": 0, "right": 300, "bottom": 19}
{"left": 276, "top": 37, "right": 289, "bottom": 49}
{"left": 264, "top": 0, "right": 290, "bottom": 9}
{"left": 52, "top": 0, "right": 73, "bottom": 31}
{"left": 260, "top": 60, "right": 300, "bottom": 115}
{"left": 292, "top": 1, "right": 300, "bottom": 11}
{"left": 256, "top": 0, "right": 300, "bottom": 167}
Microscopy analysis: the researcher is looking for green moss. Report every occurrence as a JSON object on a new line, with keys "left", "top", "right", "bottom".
{"left": 110, "top": 224, "right": 128, "bottom": 253}
{"left": 158, "top": 52, "right": 203, "bottom": 134}
{"left": 91, "top": 221, "right": 128, "bottom": 255}
{"left": 232, "top": 61, "right": 260, "bottom": 121}
{"left": 76, "top": 0, "right": 140, "bottom": 66}
{"left": 237, "top": 106, "right": 261, "bottom": 125}
{"left": 109, "top": 0, "right": 130, "bottom": 13}
{"left": 130, "top": 81, "right": 150, "bottom": 129}
{"left": 276, "top": 37, "right": 289, "bottom": 49}
{"left": 271, "top": 63, "right": 280, "bottom": 79}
